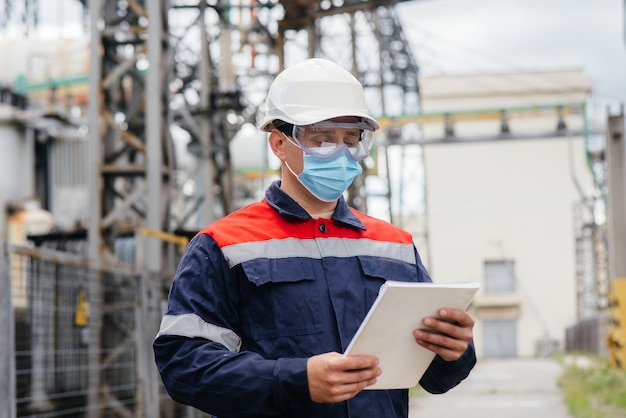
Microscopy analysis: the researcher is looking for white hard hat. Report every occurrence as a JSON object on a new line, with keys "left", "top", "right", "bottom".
{"left": 259, "top": 58, "right": 379, "bottom": 132}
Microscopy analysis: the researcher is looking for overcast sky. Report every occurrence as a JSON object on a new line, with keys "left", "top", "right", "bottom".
{"left": 20, "top": 0, "right": 626, "bottom": 117}
{"left": 397, "top": 0, "right": 626, "bottom": 114}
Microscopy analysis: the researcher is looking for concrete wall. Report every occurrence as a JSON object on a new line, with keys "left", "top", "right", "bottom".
{"left": 423, "top": 135, "right": 594, "bottom": 357}
{"left": 414, "top": 70, "right": 596, "bottom": 358}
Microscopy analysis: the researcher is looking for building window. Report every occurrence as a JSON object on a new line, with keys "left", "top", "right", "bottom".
{"left": 484, "top": 260, "right": 515, "bottom": 293}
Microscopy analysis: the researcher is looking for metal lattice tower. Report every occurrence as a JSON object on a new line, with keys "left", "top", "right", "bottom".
{"left": 86, "top": 0, "right": 422, "bottom": 262}
{"left": 82, "top": 1, "right": 420, "bottom": 415}
{"left": 275, "top": 1, "right": 422, "bottom": 217}
{"left": 86, "top": 2, "right": 170, "bottom": 415}
{"left": 1, "top": 1, "right": 421, "bottom": 413}
{"left": 575, "top": 203, "right": 610, "bottom": 319}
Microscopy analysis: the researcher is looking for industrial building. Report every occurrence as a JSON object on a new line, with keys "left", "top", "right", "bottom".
{"left": 1, "top": 0, "right": 625, "bottom": 417}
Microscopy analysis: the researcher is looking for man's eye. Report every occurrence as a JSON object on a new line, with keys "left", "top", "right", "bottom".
{"left": 344, "top": 134, "right": 361, "bottom": 147}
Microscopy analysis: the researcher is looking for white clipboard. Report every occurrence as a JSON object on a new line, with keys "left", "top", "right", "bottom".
{"left": 343, "top": 281, "right": 480, "bottom": 390}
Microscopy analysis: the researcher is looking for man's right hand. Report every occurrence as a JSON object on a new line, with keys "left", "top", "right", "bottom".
{"left": 306, "top": 352, "right": 381, "bottom": 403}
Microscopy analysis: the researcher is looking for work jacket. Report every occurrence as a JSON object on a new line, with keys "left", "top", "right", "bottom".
{"left": 153, "top": 181, "right": 476, "bottom": 418}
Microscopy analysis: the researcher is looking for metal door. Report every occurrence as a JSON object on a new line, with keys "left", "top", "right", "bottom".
{"left": 483, "top": 319, "right": 517, "bottom": 358}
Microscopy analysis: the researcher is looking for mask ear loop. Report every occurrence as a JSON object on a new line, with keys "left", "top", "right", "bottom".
{"left": 281, "top": 132, "right": 303, "bottom": 179}
{"left": 282, "top": 132, "right": 302, "bottom": 151}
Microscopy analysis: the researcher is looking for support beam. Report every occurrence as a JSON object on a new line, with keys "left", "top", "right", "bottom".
{"left": 139, "top": 2, "right": 165, "bottom": 417}
{"left": 606, "top": 113, "right": 626, "bottom": 281}
{"left": 87, "top": 1, "right": 104, "bottom": 416}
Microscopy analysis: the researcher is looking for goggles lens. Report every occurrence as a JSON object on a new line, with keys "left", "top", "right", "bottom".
{"left": 291, "top": 121, "right": 374, "bottom": 161}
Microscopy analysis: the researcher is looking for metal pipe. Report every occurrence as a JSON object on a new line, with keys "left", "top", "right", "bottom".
{"left": 87, "top": 0, "right": 104, "bottom": 415}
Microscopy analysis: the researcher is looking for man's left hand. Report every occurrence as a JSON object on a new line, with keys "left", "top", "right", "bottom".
{"left": 413, "top": 308, "right": 475, "bottom": 361}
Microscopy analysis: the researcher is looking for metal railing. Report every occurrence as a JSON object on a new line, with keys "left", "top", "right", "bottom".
{"left": 0, "top": 238, "right": 193, "bottom": 418}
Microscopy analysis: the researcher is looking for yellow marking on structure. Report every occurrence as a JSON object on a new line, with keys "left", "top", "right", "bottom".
{"left": 140, "top": 227, "right": 189, "bottom": 252}
{"left": 607, "top": 278, "right": 626, "bottom": 369}
{"left": 74, "top": 288, "right": 90, "bottom": 327}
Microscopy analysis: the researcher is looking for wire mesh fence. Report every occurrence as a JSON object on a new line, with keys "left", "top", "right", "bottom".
{"left": 1, "top": 240, "right": 194, "bottom": 418}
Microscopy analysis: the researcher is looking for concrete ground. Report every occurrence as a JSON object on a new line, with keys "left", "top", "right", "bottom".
{"left": 409, "top": 358, "right": 572, "bottom": 418}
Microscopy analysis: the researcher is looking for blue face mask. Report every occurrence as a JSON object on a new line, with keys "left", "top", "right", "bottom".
{"left": 285, "top": 141, "right": 363, "bottom": 202}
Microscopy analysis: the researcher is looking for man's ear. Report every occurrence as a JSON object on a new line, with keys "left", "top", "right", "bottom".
{"left": 268, "top": 129, "right": 287, "bottom": 161}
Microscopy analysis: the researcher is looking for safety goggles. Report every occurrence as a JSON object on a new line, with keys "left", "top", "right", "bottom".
{"left": 290, "top": 121, "right": 375, "bottom": 161}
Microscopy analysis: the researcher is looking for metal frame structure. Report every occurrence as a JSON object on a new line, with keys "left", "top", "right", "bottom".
{"left": 84, "top": 0, "right": 420, "bottom": 244}
{"left": 2, "top": 1, "right": 422, "bottom": 415}
{"left": 83, "top": 1, "right": 420, "bottom": 416}
{"left": 2, "top": 0, "right": 621, "bottom": 415}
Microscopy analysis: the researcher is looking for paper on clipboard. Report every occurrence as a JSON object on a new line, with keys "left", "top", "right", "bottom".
{"left": 343, "top": 281, "right": 480, "bottom": 390}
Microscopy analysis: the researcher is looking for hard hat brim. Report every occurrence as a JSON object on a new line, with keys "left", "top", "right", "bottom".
{"left": 260, "top": 109, "right": 379, "bottom": 132}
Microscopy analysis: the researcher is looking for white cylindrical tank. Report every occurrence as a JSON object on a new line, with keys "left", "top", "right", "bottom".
{"left": 9, "top": 199, "right": 57, "bottom": 241}
{"left": 0, "top": 120, "right": 32, "bottom": 240}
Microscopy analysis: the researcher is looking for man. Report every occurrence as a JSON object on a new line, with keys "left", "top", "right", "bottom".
{"left": 153, "top": 58, "right": 476, "bottom": 418}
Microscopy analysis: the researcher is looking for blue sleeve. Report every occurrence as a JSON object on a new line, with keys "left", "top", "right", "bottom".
{"left": 419, "top": 342, "right": 476, "bottom": 394}
{"left": 413, "top": 246, "right": 477, "bottom": 393}
{"left": 153, "top": 234, "right": 310, "bottom": 416}
{"left": 414, "top": 246, "right": 432, "bottom": 284}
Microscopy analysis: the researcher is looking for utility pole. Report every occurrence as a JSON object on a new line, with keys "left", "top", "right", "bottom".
{"left": 606, "top": 111, "right": 626, "bottom": 368}
{"left": 606, "top": 112, "right": 626, "bottom": 280}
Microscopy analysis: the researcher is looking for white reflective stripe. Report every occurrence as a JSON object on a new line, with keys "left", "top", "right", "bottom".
{"left": 222, "top": 238, "right": 318, "bottom": 266}
{"left": 221, "top": 237, "right": 415, "bottom": 267}
{"left": 315, "top": 238, "right": 414, "bottom": 262}
{"left": 156, "top": 313, "right": 242, "bottom": 353}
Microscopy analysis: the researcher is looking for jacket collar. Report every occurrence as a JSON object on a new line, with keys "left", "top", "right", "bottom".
{"left": 264, "top": 180, "right": 367, "bottom": 231}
